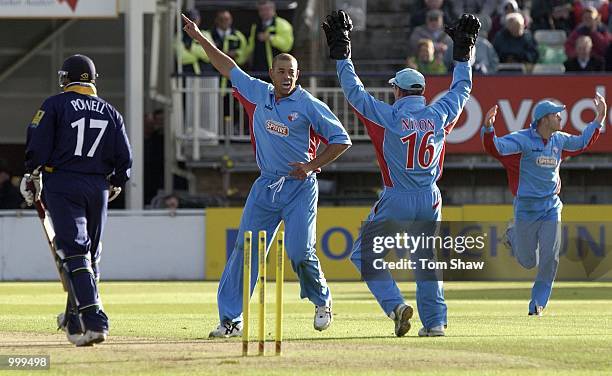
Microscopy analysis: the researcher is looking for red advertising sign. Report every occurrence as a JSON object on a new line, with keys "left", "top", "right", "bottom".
{"left": 422, "top": 74, "right": 611, "bottom": 153}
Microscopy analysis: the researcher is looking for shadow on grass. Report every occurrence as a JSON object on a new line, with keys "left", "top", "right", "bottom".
{"left": 333, "top": 286, "right": 612, "bottom": 301}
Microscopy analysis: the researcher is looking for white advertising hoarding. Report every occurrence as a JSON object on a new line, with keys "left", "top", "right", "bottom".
{"left": 0, "top": 0, "right": 118, "bottom": 18}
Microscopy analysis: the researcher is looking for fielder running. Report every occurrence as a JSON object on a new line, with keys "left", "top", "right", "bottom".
{"left": 21, "top": 54, "right": 132, "bottom": 346}
{"left": 323, "top": 11, "right": 480, "bottom": 336}
{"left": 482, "top": 94, "right": 607, "bottom": 315}
{"left": 181, "top": 14, "right": 351, "bottom": 337}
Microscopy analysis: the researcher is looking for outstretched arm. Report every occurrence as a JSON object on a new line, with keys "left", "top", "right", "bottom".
{"left": 561, "top": 94, "right": 606, "bottom": 157}
{"left": 181, "top": 14, "right": 236, "bottom": 78}
{"left": 481, "top": 105, "right": 524, "bottom": 157}
{"left": 323, "top": 11, "right": 392, "bottom": 124}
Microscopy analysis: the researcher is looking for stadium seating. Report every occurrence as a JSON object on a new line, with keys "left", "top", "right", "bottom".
{"left": 534, "top": 30, "right": 567, "bottom": 65}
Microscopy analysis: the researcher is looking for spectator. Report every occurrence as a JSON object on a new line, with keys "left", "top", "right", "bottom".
{"left": 573, "top": 0, "right": 609, "bottom": 25}
{"left": 207, "top": 11, "right": 248, "bottom": 76}
{"left": 0, "top": 161, "right": 23, "bottom": 209}
{"left": 176, "top": 8, "right": 212, "bottom": 75}
{"left": 452, "top": 0, "right": 497, "bottom": 22}
{"left": 164, "top": 194, "right": 180, "bottom": 210}
{"left": 144, "top": 109, "right": 165, "bottom": 205}
{"left": 489, "top": 0, "right": 520, "bottom": 40}
{"left": 246, "top": 0, "right": 294, "bottom": 73}
{"left": 164, "top": 193, "right": 181, "bottom": 217}
{"left": 445, "top": 23, "right": 500, "bottom": 73}
{"left": 565, "top": 6, "right": 611, "bottom": 59}
{"left": 410, "top": 0, "right": 455, "bottom": 27}
{"left": 409, "top": 9, "right": 453, "bottom": 57}
{"left": 564, "top": 35, "right": 605, "bottom": 70}
{"left": 407, "top": 38, "right": 448, "bottom": 74}
{"left": 531, "top": 0, "right": 574, "bottom": 33}
{"left": 493, "top": 12, "right": 539, "bottom": 63}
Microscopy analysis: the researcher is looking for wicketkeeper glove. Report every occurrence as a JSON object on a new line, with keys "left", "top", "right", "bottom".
{"left": 322, "top": 10, "right": 353, "bottom": 60}
{"left": 444, "top": 13, "right": 481, "bottom": 62}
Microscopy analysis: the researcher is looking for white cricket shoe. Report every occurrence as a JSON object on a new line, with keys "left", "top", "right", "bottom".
{"left": 418, "top": 325, "right": 446, "bottom": 337}
{"left": 208, "top": 321, "right": 243, "bottom": 338}
{"left": 57, "top": 312, "right": 83, "bottom": 345}
{"left": 528, "top": 306, "right": 544, "bottom": 316}
{"left": 313, "top": 305, "right": 332, "bottom": 331}
{"left": 389, "top": 303, "right": 413, "bottom": 337}
{"left": 72, "top": 330, "right": 107, "bottom": 347}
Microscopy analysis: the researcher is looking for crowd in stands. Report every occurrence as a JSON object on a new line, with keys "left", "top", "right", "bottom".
{"left": 405, "top": 0, "right": 612, "bottom": 74}
{"left": 177, "top": 0, "right": 293, "bottom": 78}
{"left": 178, "top": 0, "right": 611, "bottom": 76}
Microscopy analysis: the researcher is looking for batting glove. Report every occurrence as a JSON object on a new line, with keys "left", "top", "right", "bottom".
{"left": 20, "top": 169, "right": 42, "bottom": 206}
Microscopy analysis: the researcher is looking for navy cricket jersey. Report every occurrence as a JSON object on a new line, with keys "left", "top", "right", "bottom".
{"left": 25, "top": 83, "right": 132, "bottom": 187}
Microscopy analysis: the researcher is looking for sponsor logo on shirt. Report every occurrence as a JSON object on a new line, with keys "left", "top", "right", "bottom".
{"left": 288, "top": 112, "right": 299, "bottom": 122}
{"left": 536, "top": 156, "right": 558, "bottom": 168}
{"left": 266, "top": 120, "right": 289, "bottom": 137}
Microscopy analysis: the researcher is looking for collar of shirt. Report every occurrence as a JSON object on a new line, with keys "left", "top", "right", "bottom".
{"left": 577, "top": 58, "right": 589, "bottom": 68}
{"left": 216, "top": 28, "right": 228, "bottom": 39}
{"left": 269, "top": 85, "right": 305, "bottom": 103}
{"left": 263, "top": 18, "right": 273, "bottom": 28}
{"left": 63, "top": 83, "right": 97, "bottom": 97}
{"left": 529, "top": 127, "right": 559, "bottom": 145}
{"left": 393, "top": 95, "right": 426, "bottom": 110}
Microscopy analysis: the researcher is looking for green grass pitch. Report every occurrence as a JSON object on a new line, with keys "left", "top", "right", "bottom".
{"left": 0, "top": 281, "right": 611, "bottom": 375}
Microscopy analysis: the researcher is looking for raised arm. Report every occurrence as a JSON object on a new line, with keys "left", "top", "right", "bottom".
{"left": 560, "top": 94, "right": 606, "bottom": 158}
{"left": 431, "top": 14, "right": 481, "bottom": 132}
{"left": 181, "top": 14, "right": 236, "bottom": 78}
{"left": 323, "top": 11, "right": 393, "bottom": 124}
{"left": 481, "top": 105, "right": 524, "bottom": 157}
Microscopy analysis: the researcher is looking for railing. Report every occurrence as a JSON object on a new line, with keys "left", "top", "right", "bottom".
{"left": 170, "top": 75, "right": 393, "bottom": 161}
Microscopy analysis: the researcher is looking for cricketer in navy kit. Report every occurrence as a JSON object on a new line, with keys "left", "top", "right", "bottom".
{"left": 181, "top": 14, "right": 351, "bottom": 338}
{"left": 481, "top": 95, "right": 606, "bottom": 316}
{"left": 323, "top": 11, "right": 481, "bottom": 337}
{"left": 21, "top": 54, "right": 132, "bottom": 346}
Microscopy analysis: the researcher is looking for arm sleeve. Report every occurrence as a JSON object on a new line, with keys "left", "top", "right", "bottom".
{"left": 309, "top": 99, "right": 352, "bottom": 145}
{"left": 430, "top": 61, "right": 473, "bottom": 132}
{"left": 245, "top": 24, "right": 256, "bottom": 62}
{"left": 560, "top": 121, "right": 602, "bottom": 158}
{"left": 234, "top": 30, "right": 249, "bottom": 66}
{"left": 229, "top": 66, "right": 271, "bottom": 104}
{"left": 525, "top": 34, "right": 539, "bottom": 63}
{"left": 270, "top": 17, "right": 294, "bottom": 52}
{"left": 109, "top": 111, "right": 133, "bottom": 187}
{"left": 25, "top": 98, "right": 56, "bottom": 173}
{"left": 336, "top": 59, "right": 393, "bottom": 126}
{"left": 481, "top": 126, "right": 524, "bottom": 157}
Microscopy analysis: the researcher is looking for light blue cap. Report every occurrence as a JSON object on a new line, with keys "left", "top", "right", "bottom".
{"left": 388, "top": 68, "right": 426, "bottom": 91}
{"left": 531, "top": 100, "right": 565, "bottom": 128}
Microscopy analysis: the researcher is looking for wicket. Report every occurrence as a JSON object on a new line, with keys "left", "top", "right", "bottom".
{"left": 242, "top": 230, "right": 285, "bottom": 356}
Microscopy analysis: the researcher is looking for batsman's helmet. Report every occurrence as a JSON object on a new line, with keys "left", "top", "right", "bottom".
{"left": 58, "top": 54, "right": 98, "bottom": 88}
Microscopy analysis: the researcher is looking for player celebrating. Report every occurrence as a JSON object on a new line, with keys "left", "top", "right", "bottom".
{"left": 481, "top": 95, "right": 606, "bottom": 316}
{"left": 181, "top": 14, "right": 351, "bottom": 337}
{"left": 323, "top": 11, "right": 480, "bottom": 337}
{"left": 21, "top": 54, "right": 132, "bottom": 346}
